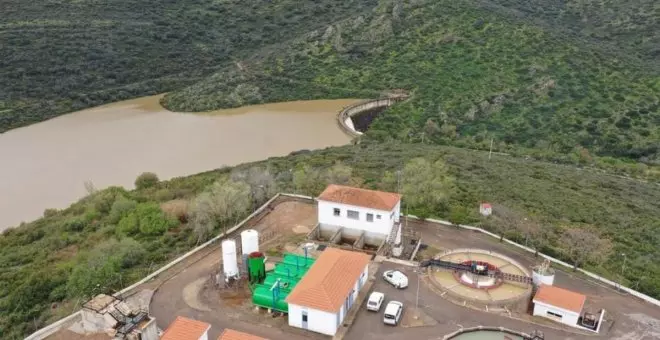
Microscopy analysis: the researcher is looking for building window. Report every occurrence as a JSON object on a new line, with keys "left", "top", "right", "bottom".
{"left": 333, "top": 208, "right": 341, "bottom": 216}
{"left": 390, "top": 211, "right": 395, "bottom": 220}
{"left": 302, "top": 313, "right": 308, "bottom": 322}
{"left": 347, "top": 210, "right": 359, "bottom": 220}
{"left": 366, "top": 213, "right": 374, "bottom": 222}
{"left": 376, "top": 214, "right": 381, "bottom": 219}
{"left": 547, "top": 311, "right": 562, "bottom": 319}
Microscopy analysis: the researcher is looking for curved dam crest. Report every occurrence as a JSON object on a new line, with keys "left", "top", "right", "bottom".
{"left": 337, "top": 96, "right": 409, "bottom": 137}
{"left": 0, "top": 96, "right": 360, "bottom": 230}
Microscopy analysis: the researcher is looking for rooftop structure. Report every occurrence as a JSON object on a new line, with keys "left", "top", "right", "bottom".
{"left": 217, "top": 329, "right": 267, "bottom": 340}
{"left": 161, "top": 316, "right": 211, "bottom": 340}
{"left": 532, "top": 285, "right": 591, "bottom": 329}
{"left": 533, "top": 285, "right": 586, "bottom": 314}
{"left": 318, "top": 184, "right": 401, "bottom": 211}
{"left": 286, "top": 247, "right": 371, "bottom": 336}
{"left": 316, "top": 185, "right": 402, "bottom": 247}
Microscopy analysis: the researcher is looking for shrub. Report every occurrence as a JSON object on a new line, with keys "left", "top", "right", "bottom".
{"left": 135, "top": 172, "right": 159, "bottom": 190}
{"left": 109, "top": 195, "right": 138, "bottom": 224}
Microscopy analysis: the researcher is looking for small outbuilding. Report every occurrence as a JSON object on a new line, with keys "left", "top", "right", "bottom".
{"left": 532, "top": 285, "right": 586, "bottom": 327}
{"left": 479, "top": 203, "right": 492, "bottom": 217}
{"left": 286, "top": 247, "right": 371, "bottom": 336}
{"left": 217, "top": 328, "right": 267, "bottom": 340}
{"left": 317, "top": 184, "right": 401, "bottom": 242}
{"left": 161, "top": 316, "right": 211, "bottom": 340}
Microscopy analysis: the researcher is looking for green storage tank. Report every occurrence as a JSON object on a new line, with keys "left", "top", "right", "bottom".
{"left": 248, "top": 251, "right": 266, "bottom": 284}
{"left": 282, "top": 253, "right": 315, "bottom": 268}
{"left": 252, "top": 283, "right": 291, "bottom": 312}
{"left": 263, "top": 274, "right": 297, "bottom": 289}
{"left": 274, "top": 263, "right": 307, "bottom": 279}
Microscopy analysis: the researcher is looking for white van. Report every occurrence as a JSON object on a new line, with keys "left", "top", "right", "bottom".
{"left": 383, "top": 301, "right": 403, "bottom": 325}
{"left": 366, "top": 292, "right": 385, "bottom": 312}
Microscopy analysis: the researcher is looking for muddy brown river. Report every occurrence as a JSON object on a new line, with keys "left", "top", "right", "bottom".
{"left": 0, "top": 96, "right": 357, "bottom": 230}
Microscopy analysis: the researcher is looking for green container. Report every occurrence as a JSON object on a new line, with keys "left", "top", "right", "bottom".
{"left": 248, "top": 253, "right": 266, "bottom": 284}
{"left": 263, "top": 274, "right": 298, "bottom": 290}
{"left": 281, "top": 253, "right": 315, "bottom": 268}
{"left": 274, "top": 263, "right": 307, "bottom": 279}
{"left": 252, "top": 284, "right": 291, "bottom": 312}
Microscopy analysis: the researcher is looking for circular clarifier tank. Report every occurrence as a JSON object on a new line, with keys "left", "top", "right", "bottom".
{"left": 427, "top": 249, "right": 533, "bottom": 308}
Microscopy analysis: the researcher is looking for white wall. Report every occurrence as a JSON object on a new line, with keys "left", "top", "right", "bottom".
{"left": 198, "top": 328, "right": 209, "bottom": 340}
{"left": 533, "top": 301, "right": 580, "bottom": 327}
{"left": 288, "top": 263, "right": 368, "bottom": 336}
{"left": 288, "top": 304, "right": 338, "bottom": 336}
{"left": 318, "top": 200, "right": 397, "bottom": 236}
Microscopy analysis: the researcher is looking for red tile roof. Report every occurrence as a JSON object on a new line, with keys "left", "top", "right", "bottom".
{"left": 218, "top": 329, "right": 267, "bottom": 340}
{"left": 161, "top": 316, "right": 211, "bottom": 340}
{"left": 286, "top": 247, "right": 371, "bottom": 312}
{"left": 533, "top": 285, "right": 586, "bottom": 313}
{"left": 317, "top": 184, "right": 401, "bottom": 211}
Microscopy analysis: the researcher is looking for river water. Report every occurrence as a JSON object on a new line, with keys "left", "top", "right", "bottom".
{"left": 0, "top": 96, "right": 356, "bottom": 230}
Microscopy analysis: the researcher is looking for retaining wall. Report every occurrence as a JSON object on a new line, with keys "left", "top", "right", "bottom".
{"left": 443, "top": 326, "right": 530, "bottom": 340}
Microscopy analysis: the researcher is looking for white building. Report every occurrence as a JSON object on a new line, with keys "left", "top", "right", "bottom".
{"left": 532, "top": 284, "right": 586, "bottom": 328}
{"left": 161, "top": 316, "right": 211, "bottom": 340}
{"left": 286, "top": 247, "right": 371, "bottom": 336}
{"left": 317, "top": 184, "right": 401, "bottom": 242}
{"left": 479, "top": 203, "right": 492, "bottom": 217}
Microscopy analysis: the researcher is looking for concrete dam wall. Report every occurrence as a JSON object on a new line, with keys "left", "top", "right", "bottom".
{"left": 337, "top": 96, "right": 407, "bottom": 138}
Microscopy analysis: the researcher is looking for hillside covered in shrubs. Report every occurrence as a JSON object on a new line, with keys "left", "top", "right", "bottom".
{"left": 1, "top": 143, "right": 659, "bottom": 338}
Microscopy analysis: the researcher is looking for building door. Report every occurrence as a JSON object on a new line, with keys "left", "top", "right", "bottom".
{"left": 302, "top": 311, "right": 308, "bottom": 329}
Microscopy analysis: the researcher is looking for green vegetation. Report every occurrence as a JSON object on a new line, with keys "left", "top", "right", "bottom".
{"left": 2, "top": 0, "right": 659, "bottom": 337}
{"left": 2, "top": 142, "right": 659, "bottom": 338}
{"left": 0, "top": 0, "right": 380, "bottom": 132}
{"left": 164, "top": 0, "right": 659, "bottom": 165}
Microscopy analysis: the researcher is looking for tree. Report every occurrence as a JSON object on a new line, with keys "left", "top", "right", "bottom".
{"left": 401, "top": 158, "right": 454, "bottom": 218}
{"left": 66, "top": 239, "right": 145, "bottom": 298}
{"left": 293, "top": 165, "right": 325, "bottom": 197}
{"left": 117, "top": 202, "right": 177, "bottom": 236}
{"left": 380, "top": 170, "right": 398, "bottom": 192}
{"left": 232, "top": 166, "right": 278, "bottom": 207}
{"left": 189, "top": 178, "right": 251, "bottom": 243}
{"left": 423, "top": 119, "right": 440, "bottom": 139}
{"left": 448, "top": 205, "right": 470, "bottom": 226}
{"left": 135, "top": 172, "right": 159, "bottom": 190}
{"left": 324, "top": 162, "right": 352, "bottom": 185}
{"left": 518, "top": 217, "right": 547, "bottom": 257}
{"left": 561, "top": 227, "right": 613, "bottom": 270}
{"left": 487, "top": 204, "right": 524, "bottom": 242}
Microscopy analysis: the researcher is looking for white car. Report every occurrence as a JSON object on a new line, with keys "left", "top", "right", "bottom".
{"left": 383, "top": 270, "right": 409, "bottom": 289}
{"left": 383, "top": 301, "right": 404, "bottom": 325}
{"left": 366, "top": 291, "right": 385, "bottom": 312}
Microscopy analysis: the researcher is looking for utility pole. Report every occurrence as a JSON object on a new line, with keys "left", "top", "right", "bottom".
{"left": 396, "top": 169, "right": 401, "bottom": 194}
{"left": 415, "top": 269, "right": 420, "bottom": 319}
{"left": 489, "top": 138, "right": 494, "bottom": 160}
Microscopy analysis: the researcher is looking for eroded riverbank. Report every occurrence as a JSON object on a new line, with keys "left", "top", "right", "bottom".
{"left": 0, "top": 96, "right": 358, "bottom": 230}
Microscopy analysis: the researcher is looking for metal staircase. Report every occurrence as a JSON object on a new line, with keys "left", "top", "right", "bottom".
{"left": 387, "top": 222, "right": 400, "bottom": 244}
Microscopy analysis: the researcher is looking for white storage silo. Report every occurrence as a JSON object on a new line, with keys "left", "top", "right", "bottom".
{"left": 222, "top": 239, "right": 239, "bottom": 279}
{"left": 240, "top": 229, "right": 259, "bottom": 255}
{"left": 532, "top": 260, "right": 555, "bottom": 286}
